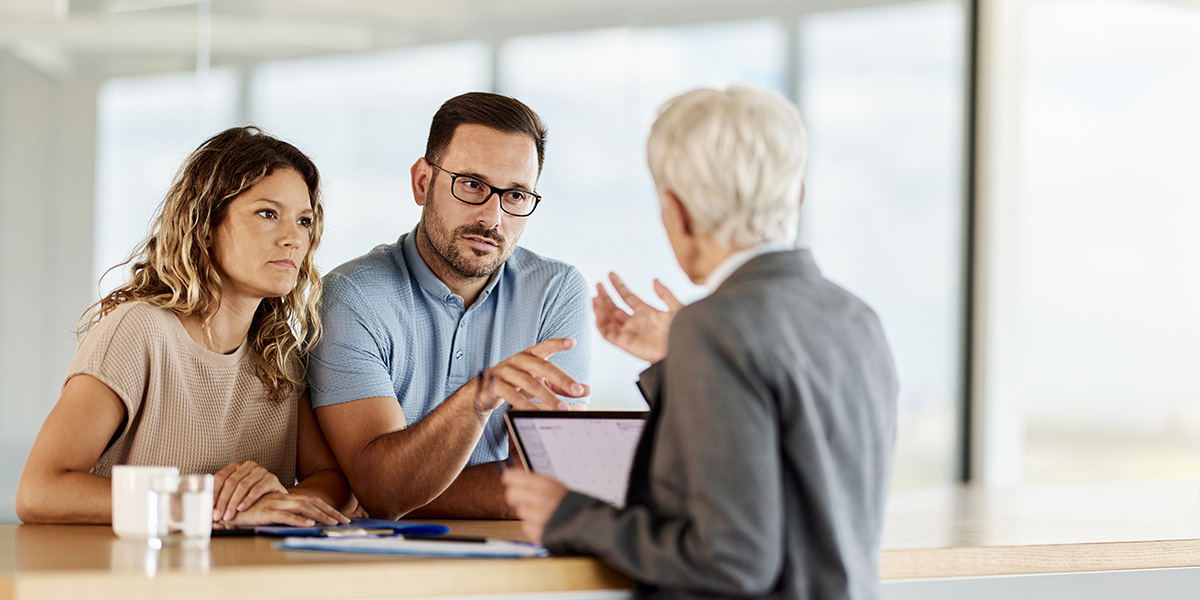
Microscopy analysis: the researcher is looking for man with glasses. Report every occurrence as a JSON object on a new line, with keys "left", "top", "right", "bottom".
{"left": 307, "top": 92, "right": 591, "bottom": 519}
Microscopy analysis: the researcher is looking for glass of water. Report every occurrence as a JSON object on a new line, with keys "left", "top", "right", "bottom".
{"left": 148, "top": 473, "right": 214, "bottom": 549}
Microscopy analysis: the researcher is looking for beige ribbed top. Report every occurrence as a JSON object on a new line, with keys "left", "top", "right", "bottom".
{"left": 67, "top": 302, "right": 297, "bottom": 485}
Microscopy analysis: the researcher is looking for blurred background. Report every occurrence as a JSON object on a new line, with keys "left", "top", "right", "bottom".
{"left": 1, "top": 0, "right": 1197, "bottom": 523}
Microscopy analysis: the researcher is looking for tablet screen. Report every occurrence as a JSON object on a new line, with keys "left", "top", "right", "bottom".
{"left": 507, "top": 412, "right": 647, "bottom": 508}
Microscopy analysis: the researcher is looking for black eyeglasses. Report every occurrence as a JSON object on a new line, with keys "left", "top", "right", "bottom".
{"left": 428, "top": 162, "right": 542, "bottom": 217}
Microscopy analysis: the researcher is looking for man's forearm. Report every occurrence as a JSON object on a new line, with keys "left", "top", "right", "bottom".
{"left": 406, "top": 462, "right": 515, "bottom": 519}
{"left": 349, "top": 386, "right": 486, "bottom": 519}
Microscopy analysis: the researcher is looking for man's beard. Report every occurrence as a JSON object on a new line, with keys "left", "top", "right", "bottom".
{"left": 426, "top": 212, "right": 509, "bottom": 279}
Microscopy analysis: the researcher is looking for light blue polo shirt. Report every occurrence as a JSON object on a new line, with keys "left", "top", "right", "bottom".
{"left": 307, "top": 230, "right": 591, "bottom": 466}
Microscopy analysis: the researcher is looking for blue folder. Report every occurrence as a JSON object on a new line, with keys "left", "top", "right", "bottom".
{"left": 251, "top": 518, "right": 449, "bottom": 537}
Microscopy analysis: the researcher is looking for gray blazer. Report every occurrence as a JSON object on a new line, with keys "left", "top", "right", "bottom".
{"left": 543, "top": 249, "right": 898, "bottom": 600}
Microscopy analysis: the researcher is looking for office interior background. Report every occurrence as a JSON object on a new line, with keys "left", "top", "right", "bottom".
{"left": 0, "top": 0, "right": 1196, "bottom": 524}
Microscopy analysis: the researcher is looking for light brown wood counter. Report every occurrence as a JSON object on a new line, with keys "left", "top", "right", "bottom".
{"left": 0, "top": 519, "right": 631, "bottom": 599}
{"left": 879, "top": 480, "right": 1200, "bottom": 578}
{"left": 2, "top": 481, "right": 1198, "bottom": 599}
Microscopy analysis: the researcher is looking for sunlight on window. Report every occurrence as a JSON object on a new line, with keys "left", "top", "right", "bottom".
{"left": 1019, "top": 0, "right": 1200, "bottom": 481}
{"left": 801, "top": 0, "right": 967, "bottom": 490}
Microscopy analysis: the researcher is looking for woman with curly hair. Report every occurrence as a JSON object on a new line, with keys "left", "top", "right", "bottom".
{"left": 17, "top": 126, "right": 353, "bottom": 527}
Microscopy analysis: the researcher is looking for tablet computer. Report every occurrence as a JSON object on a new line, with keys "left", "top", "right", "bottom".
{"left": 504, "top": 410, "right": 648, "bottom": 508}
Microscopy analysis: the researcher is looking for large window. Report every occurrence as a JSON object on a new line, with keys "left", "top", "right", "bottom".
{"left": 1015, "top": 0, "right": 1200, "bottom": 481}
{"left": 799, "top": 0, "right": 968, "bottom": 489}
{"left": 95, "top": 69, "right": 238, "bottom": 284}
{"left": 500, "top": 20, "right": 789, "bottom": 411}
{"left": 87, "top": 7, "right": 971, "bottom": 493}
{"left": 248, "top": 43, "right": 491, "bottom": 271}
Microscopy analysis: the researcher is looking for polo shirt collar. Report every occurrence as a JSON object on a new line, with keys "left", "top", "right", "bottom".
{"left": 399, "top": 227, "right": 507, "bottom": 305}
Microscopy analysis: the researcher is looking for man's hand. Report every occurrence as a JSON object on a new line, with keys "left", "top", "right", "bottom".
{"left": 211, "top": 460, "right": 288, "bottom": 522}
{"left": 216, "top": 491, "right": 349, "bottom": 527}
{"left": 474, "top": 337, "right": 590, "bottom": 416}
{"left": 593, "top": 273, "right": 683, "bottom": 363}
{"left": 501, "top": 469, "right": 569, "bottom": 544}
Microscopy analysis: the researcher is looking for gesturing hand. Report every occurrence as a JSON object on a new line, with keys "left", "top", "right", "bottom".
{"left": 211, "top": 460, "right": 288, "bottom": 522}
{"left": 473, "top": 337, "right": 590, "bottom": 416}
{"left": 593, "top": 273, "right": 683, "bottom": 363}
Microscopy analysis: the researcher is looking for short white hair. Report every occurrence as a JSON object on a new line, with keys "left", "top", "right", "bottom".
{"left": 646, "top": 85, "right": 808, "bottom": 249}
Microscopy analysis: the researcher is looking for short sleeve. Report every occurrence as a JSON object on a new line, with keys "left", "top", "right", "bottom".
{"left": 538, "top": 266, "right": 592, "bottom": 401}
{"left": 307, "top": 273, "right": 399, "bottom": 408}
{"left": 65, "top": 304, "right": 157, "bottom": 419}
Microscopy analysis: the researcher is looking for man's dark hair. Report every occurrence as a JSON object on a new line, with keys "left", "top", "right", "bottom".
{"left": 425, "top": 92, "right": 548, "bottom": 175}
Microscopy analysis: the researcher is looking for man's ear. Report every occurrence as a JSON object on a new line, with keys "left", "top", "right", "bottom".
{"left": 662, "top": 189, "right": 694, "bottom": 237}
{"left": 411, "top": 158, "right": 431, "bottom": 207}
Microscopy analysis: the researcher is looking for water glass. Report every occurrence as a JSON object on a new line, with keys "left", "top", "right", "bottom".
{"left": 148, "top": 473, "right": 214, "bottom": 549}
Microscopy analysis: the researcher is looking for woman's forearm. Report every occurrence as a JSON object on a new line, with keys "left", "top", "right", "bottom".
{"left": 16, "top": 469, "right": 113, "bottom": 524}
{"left": 289, "top": 467, "right": 354, "bottom": 514}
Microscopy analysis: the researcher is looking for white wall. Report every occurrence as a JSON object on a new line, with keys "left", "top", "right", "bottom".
{"left": 0, "top": 52, "right": 98, "bottom": 523}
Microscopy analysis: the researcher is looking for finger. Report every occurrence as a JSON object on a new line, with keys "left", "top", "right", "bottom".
{"left": 543, "top": 377, "right": 590, "bottom": 398}
{"left": 213, "top": 462, "right": 254, "bottom": 521}
{"left": 305, "top": 496, "right": 351, "bottom": 525}
{"left": 609, "top": 273, "right": 652, "bottom": 310}
{"left": 279, "top": 497, "right": 341, "bottom": 525}
{"left": 261, "top": 506, "right": 316, "bottom": 527}
{"left": 225, "top": 469, "right": 270, "bottom": 520}
{"left": 593, "top": 284, "right": 629, "bottom": 319}
{"left": 211, "top": 463, "right": 239, "bottom": 506}
{"left": 500, "top": 379, "right": 563, "bottom": 411}
{"left": 524, "top": 337, "right": 575, "bottom": 360}
{"left": 494, "top": 365, "right": 568, "bottom": 409}
{"left": 238, "top": 477, "right": 283, "bottom": 512}
{"left": 506, "top": 394, "right": 558, "bottom": 412}
{"left": 505, "top": 471, "right": 556, "bottom": 498}
{"left": 654, "top": 279, "right": 685, "bottom": 311}
{"left": 593, "top": 288, "right": 631, "bottom": 334}
{"left": 225, "top": 463, "right": 276, "bottom": 520}
{"left": 288, "top": 498, "right": 342, "bottom": 526}
{"left": 494, "top": 380, "right": 558, "bottom": 411}
{"left": 503, "top": 352, "right": 586, "bottom": 397}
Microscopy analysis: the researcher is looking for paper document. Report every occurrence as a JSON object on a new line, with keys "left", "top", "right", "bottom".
{"left": 275, "top": 535, "right": 549, "bottom": 558}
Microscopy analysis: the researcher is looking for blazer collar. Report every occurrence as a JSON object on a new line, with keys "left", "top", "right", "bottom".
{"left": 716, "top": 248, "right": 821, "bottom": 293}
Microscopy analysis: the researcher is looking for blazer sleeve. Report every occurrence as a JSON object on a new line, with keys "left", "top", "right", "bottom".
{"left": 635, "top": 360, "right": 664, "bottom": 410}
{"left": 542, "top": 305, "right": 787, "bottom": 597}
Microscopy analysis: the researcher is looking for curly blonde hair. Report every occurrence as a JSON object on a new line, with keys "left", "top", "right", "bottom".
{"left": 83, "top": 126, "right": 324, "bottom": 403}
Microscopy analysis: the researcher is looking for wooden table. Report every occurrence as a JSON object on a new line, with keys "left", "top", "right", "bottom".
{"left": 879, "top": 480, "right": 1200, "bottom": 578}
{"left": 0, "top": 519, "right": 631, "bottom": 599}
{"left": 2, "top": 482, "right": 1198, "bottom": 599}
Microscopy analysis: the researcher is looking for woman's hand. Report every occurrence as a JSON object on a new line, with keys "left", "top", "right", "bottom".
{"left": 593, "top": 273, "right": 683, "bottom": 363}
{"left": 501, "top": 469, "right": 569, "bottom": 544}
{"left": 211, "top": 460, "right": 288, "bottom": 522}
{"left": 217, "top": 491, "right": 349, "bottom": 527}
